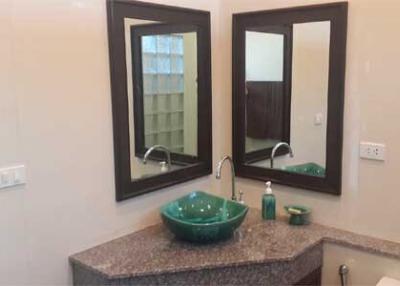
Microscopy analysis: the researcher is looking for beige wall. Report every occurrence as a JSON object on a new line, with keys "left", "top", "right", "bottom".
{"left": 0, "top": 0, "right": 222, "bottom": 285}
{"left": 2, "top": 0, "right": 400, "bottom": 285}
{"left": 183, "top": 32, "right": 198, "bottom": 155}
{"left": 290, "top": 21, "right": 330, "bottom": 167}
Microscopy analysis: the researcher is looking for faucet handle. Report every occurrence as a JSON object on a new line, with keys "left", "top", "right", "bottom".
{"left": 238, "top": 190, "right": 245, "bottom": 204}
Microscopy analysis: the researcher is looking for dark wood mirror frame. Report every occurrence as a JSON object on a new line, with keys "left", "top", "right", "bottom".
{"left": 232, "top": 2, "right": 348, "bottom": 195}
{"left": 107, "top": 0, "right": 212, "bottom": 202}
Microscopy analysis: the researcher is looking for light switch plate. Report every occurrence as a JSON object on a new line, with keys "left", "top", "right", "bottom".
{"left": 360, "top": 142, "right": 386, "bottom": 161}
{"left": 0, "top": 165, "right": 26, "bottom": 190}
{"left": 314, "top": 113, "right": 324, "bottom": 126}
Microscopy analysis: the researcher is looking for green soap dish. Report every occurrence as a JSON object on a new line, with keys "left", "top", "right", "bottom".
{"left": 284, "top": 205, "right": 311, "bottom": 225}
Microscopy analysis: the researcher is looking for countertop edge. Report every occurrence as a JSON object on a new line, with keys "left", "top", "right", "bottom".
{"left": 322, "top": 234, "right": 400, "bottom": 260}
{"left": 69, "top": 257, "right": 112, "bottom": 280}
{"left": 69, "top": 215, "right": 400, "bottom": 280}
{"left": 69, "top": 241, "right": 323, "bottom": 280}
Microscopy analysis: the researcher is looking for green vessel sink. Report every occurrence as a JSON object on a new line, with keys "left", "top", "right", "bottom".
{"left": 160, "top": 191, "right": 249, "bottom": 243}
{"left": 282, "top": 162, "right": 325, "bottom": 177}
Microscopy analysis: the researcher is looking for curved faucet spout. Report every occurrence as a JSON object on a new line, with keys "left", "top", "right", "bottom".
{"left": 216, "top": 156, "right": 237, "bottom": 201}
{"left": 271, "top": 142, "right": 294, "bottom": 169}
{"left": 143, "top": 145, "right": 172, "bottom": 170}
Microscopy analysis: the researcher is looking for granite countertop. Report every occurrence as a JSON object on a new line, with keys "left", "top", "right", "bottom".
{"left": 70, "top": 209, "right": 400, "bottom": 280}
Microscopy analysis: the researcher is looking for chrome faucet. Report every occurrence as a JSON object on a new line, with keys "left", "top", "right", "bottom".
{"left": 339, "top": 264, "right": 349, "bottom": 286}
{"left": 216, "top": 156, "right": 238, "bottom": 201}
{"left": 271, "top": 142, "right": 294, "bottom": 169}
{"left": 143, "top": 145, "right": 172, "bottom": 171}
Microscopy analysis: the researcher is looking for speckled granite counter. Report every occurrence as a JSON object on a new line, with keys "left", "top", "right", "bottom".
{"left": 70, "top": 209, "right": 400, "bottom": 285}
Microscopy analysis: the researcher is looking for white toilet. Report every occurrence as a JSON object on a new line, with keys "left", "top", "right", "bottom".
{"left": 377, "top": 277, "right": 400, "bottom": 286}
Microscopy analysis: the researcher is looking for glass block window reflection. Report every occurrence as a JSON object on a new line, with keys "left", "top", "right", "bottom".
{"left": 142, "top": 34, "right": 185, "bottom": 153}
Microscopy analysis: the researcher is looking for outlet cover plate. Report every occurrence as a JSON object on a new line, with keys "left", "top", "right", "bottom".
{"left": 360, "top": 142, "right": 385, "bottom": 161}
{"left": 0, "top": 165, "right": 26, "bottom": 190}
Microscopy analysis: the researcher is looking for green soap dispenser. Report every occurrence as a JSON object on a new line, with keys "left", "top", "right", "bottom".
{"left": 262, "top": 181, "right": 276, "bottom": 220}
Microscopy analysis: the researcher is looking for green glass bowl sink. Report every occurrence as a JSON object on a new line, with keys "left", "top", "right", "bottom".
{"left": 160, "top": 191, "right": 249, "bottom": 243}
{"left": 282, "top": 162, "right": 325, "bottom": 177}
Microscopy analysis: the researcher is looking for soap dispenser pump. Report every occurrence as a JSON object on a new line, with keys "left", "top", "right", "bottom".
{"left": 262, "top": 181, "right": 276, "bottom": 220}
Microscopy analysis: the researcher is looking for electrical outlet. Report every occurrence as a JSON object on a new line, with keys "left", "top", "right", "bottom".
{"left": 0, "top": 165, "right": 26, "bottom": 190}
{"left": 360, "top": 142, "right": 385, "bottom": 161}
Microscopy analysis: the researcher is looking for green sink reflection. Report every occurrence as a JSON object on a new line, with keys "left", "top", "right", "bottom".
{"left": 160, "top": 191, "right": 248, "bottom": 243}
{"left": 282, "top": 162, "right": 325, "bottom": 177}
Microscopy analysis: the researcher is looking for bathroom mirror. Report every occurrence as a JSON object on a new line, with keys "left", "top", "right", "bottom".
{"left": 107, "top": 0, "right": 212, "bottom": 201}
{"left": 233, "top": 3, "right": 347, "bottom": 195}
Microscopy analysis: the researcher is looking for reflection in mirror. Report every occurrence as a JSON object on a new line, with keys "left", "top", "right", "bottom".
{"left": 245, "top": 21, "right": 331, "bottom": 178}
{"left": 125, "top": 19, "right": 199, "bottom": 180}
